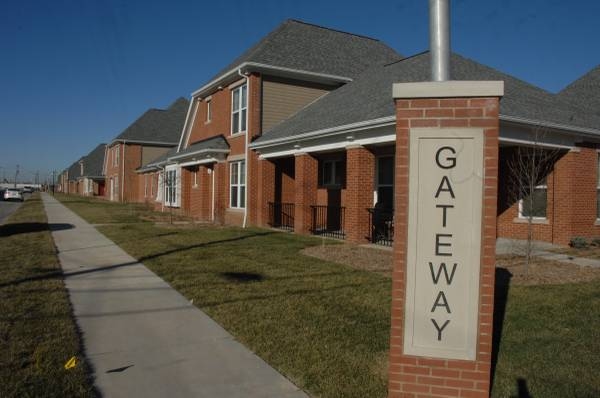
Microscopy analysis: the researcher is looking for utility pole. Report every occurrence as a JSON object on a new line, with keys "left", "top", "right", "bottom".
{"left": 14, "top": 164, "right": 19, "bottom": 188}
{"left": 52, "top": 170, "right": 56, "bottom": 195}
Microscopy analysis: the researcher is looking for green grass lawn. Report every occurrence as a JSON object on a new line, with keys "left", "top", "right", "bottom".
{"left": 0, "top": 194, "right": 94, "bottom": 397}
{"left": 54, "top": 193, "right": 189, "bottom": 224}
{"left": 58, "top": 195, "right": 600, "bottom": 398}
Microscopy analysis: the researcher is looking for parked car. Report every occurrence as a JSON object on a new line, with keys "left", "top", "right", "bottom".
{"left": 3, "top": 188, "right": 24, "bottom": 202}
{"left": 22, "top": 186, "right": 33, "bottom": 193}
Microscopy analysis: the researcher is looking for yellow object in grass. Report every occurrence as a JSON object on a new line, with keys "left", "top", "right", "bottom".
{"left": 64, "top": 356, "right": 77, "bottom": 370}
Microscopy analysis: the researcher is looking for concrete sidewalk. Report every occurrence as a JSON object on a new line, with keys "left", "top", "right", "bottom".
{"left": 496, "top": 237, "right": 600, "bottom": 268}
{"left": 42, "top": 194, "right": 307, "bottom": 398}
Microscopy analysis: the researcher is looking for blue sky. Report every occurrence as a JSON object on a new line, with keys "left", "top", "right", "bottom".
{"left": 1, "top": 0, "right": 599, "bottom": 182}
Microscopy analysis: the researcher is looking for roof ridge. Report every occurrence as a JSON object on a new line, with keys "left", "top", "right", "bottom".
{"left": 560, "top": 64, "right": 600, "bottom": 93}
{"left": 286, "top": 18, "right": 382, "bottom": 42}
{"left": 383, "top": 51, "right": 426, "bottom": 67}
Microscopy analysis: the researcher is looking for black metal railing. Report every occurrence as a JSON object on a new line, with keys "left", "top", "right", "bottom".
{"left": 310, "top": 205, "right": 345, "bottom": 239}
{"left": 268, "top": 202, "right": 295, "bottom": 231}
{"left": 368, "top": 207, "right": 394, "bottom": 246}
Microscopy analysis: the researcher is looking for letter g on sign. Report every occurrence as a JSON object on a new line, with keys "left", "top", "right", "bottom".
{"left": 435, "top": 146, "right": 456, "bottom": 169}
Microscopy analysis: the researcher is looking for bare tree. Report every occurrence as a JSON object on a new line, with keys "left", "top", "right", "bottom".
{"left": 506, "top": 128, "right": 563, "bottom": 275}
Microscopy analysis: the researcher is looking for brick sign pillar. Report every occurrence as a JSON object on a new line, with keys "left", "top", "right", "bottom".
{"left": 389, "top": 81, "right": 504, "bottom": 398}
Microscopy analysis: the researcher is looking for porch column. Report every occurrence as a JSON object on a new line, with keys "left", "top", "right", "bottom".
{"left": 294, "top": 153, "right": 318, "bottom": 235}
{"left": 345, "top": 145, "right": 375, "bottom": 243}
{"left": 214, "top": 162, "right": 227, "bottom": 224}
{"left": 257, "top": 158, "right": 276, "bottom": 227}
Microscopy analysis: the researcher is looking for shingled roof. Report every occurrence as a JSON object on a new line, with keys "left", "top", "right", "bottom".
{"left": 81, "top": 144, "right": 106, "bottom": 178}
{"left": 254, "top": 52, "right": 600, "bottom": 145}
{"left": 113, "top": 97, "right": 189, "bottom": 144}
{"left": 171, "top": 135, "right": 229, "bottom": 160}
{"left": 206, "top": 19, "right": 400, "bottom": 84}
{"left": 559, "top": 65, "right": 600, "bottom": 115}
{"left": 67, "top": 158, "right": 84, "bottom": 181}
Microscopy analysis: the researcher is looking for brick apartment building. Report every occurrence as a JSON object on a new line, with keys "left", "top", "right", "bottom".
{"left": 132, "top": 20, "right": 600, "bottom": 246}
{"left": 60, "top": 143, "right": 107, "bottom": 196}
{"left": 103, "top": 97, "right": 189, "bottom": 202}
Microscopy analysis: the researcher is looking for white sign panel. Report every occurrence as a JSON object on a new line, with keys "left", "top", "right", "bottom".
{"left": 403, "top": 128, "right": 484, "bottom": 360}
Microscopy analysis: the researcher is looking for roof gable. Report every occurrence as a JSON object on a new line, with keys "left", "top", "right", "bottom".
{"left": 559, "top": 65, "right": 600, "bottom": 114}
{"left": 207, "top": 19, "right": 400, "bottom": 84}
{"left": 114, "top": 97, "right": 189, "bottom": 143}
{"left": 81, "top": 144, "right": 107, "bottom": 177}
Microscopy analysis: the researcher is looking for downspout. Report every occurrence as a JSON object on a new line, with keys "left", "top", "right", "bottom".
{"left": 158, "top": 165, "right": 165, "bottom": 213}
{"left": 121, "top": 140, "right": 126, "bottom": 202}
{"left": 238, "top": 69, "right": 250, "bottom": 228}
{"left": 211, "top": 166, "right": 215, "bottom": 222}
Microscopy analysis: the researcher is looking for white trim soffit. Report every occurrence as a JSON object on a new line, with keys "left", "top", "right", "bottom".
{"left": 250, "top": 116, "right": 396, "bottom": 149}
{"left": 259, "top": 134, "right": 397, "bottom": 159}
{"left": 169, "top": 148, "right": 229, "bottom": 161}
{"left": 191, "top": 61, "right": 352, "bottom": 98}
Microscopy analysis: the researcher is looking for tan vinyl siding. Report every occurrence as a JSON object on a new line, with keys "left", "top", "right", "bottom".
{"left": 141, "top": 146, "right": 171, "bottom": 165}
{"left": 262, "top": 76, "right": 333, "bottom": 133}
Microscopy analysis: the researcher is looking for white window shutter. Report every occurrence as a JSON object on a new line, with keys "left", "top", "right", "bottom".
{"left": 157, "top": 172, "right": 164, "bottom": 202}
{"left": 175, "top": 167, "right": 181, "bottom": 207}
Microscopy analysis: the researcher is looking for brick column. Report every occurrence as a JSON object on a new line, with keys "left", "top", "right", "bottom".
{"left": 389, "top": 81, "right": 503, "bottom": 398}
{"left": 257, "top": 158, "right": 276, "bottom": 227}
{"left": 294, "top": 153, "right": 318, "bottom": 235}
{"left": 345, "top": 145, "right": 375, "bottom": 243}
{"left": 214, "top": 162, "right": 227, "bottom": 224}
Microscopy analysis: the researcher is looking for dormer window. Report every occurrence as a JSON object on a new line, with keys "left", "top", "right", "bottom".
{"left": 206, "top": 99, "right": 212, "bottom": 122}
{"left": 231, "top": 84, "right": 247, "bottom": 134}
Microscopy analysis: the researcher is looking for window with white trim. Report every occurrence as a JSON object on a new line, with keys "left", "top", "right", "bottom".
{"left": 519, "top": 177, "right": 547, "bottom": 219}
{"left": 376, "top": 156, "right": 394, "bottom": 209}
{"left": 113, "top": 145, "right": 120, "bottom": 167}
{"left": 164, "top": 167, "right": 181, "bottom": 207}
{"left": 231, "top": 84, "right": 247, "bottom": 134}
{"left": 156, "top": 172, "right": 163, "bottom": 202}
{"left": 230, "top": 160, "right": 246, "bottom": 208}
{"left": 319, "top": 159, "right": 345, "bottom": 187}
{"left": 206, "top": 99, "right": 212, "bottom": 122}
{"left": 144, "top": 174, "right": 148, "bottom": 197}
{"left": 193, "top": 167, "right": 198, "bottom": 187}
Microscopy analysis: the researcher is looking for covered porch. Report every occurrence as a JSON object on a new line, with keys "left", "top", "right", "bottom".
{"left": 258, "top": 142, "right": 395, "bottom": 245}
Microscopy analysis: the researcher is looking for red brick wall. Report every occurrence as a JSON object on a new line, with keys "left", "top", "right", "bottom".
{"left": 183, "top": 74, "right": 262, "bottom": 227}
{"left": 294, "top": 153, "right": 318, "bottom": 234}
{"left": 122, "top": 144, "right": 142, "bottom": 203}
{"left": 389, "top": 96, "right": 499, "bottom": 398}
{"left": 104, "top": 143, "right": 122, "bottom": 201}
{"left": 567, "top": 148, "right": 600, "bottom": 240}
{"left": 496, "top": 147, "right": 554, "bottom": 242}
{"left": 497, "top": 147, "right": 600, "bottom": 245}
{"left": 345, "top": 146, "right": 375, "bottom": 243}
{"left": 257, "top": 158, "right": 276, "bottom": 227}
